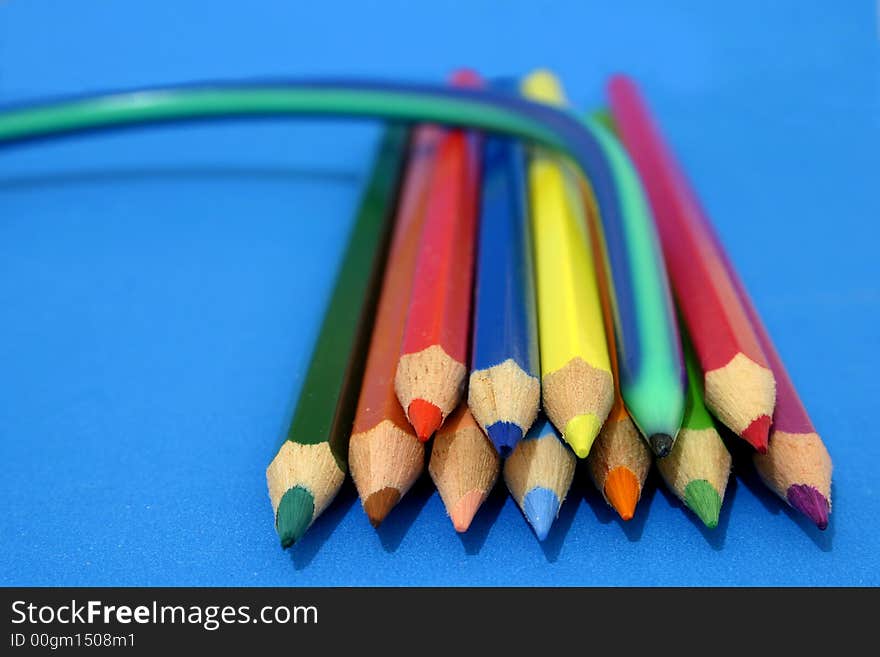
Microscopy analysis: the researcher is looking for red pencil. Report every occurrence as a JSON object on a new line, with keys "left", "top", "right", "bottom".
{"left": 608, "top": 75, "right": 776, "bottom": 452}
{"left": 395, "top": 70, "right": 483, "bottom": 440}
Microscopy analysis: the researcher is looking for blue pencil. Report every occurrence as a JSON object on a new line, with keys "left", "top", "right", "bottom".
{"left": 503, "top": 415, "right": 576, "bottom": 541}
{"left": 468, "top": 134, "right": 540, "bottom": 456}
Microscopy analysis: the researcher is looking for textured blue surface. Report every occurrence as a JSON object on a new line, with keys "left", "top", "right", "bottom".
{"left": 1, "top": 1, "right": 878, "bottom": 586}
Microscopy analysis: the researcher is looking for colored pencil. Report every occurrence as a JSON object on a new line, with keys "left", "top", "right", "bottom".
{"left": 607, "top": 75, "right": 776, "bottom": 453}
{"left": 349, "top": 126, "right": 441, "bottom": 527}
{"left": 712, "top": 224, "right": 833, "bottom": 528}
{"left": 521, "top": 70, "right": 613, "bottom": 458}
{"left": 656, "top": 331, "right": 732, "bottom": 529}
{"left": 581, "top": 162, "right": 651, "bottom": 521}
{"left": 504, "top": 415, "right": 576, "bottom": 540}
{"left": 429, "top": 403, "right": 501, "bottom": 532}
{"left": 395, "top": 70, "right": 483, "bottom": 441}
{"left": 747, "top": 302, "right": 833, "bottom": 529}
{"left": 468, "top": 133, "right": 540, "bottom": 456}
{"left": 266, "top": 126, "right": 410, "bottom": 548}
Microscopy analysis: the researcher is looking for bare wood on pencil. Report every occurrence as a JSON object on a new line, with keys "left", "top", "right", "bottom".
{"left": 703, "top": 352, "right": 775, "bottom": 435}
{"left": 349, "top": 419, "right": 424, "bottom": 518}
{"left": 754, "top": 431, "right": 832, "bottom": 503}
{"left": 504, "top": 434, "right": 576, "bottom": 509}
{"left": 429, "top": 405, "right": 500, "bottom": 532}
{"left": 542, "top": 357, "right": 614, "bottom": 438}
{"left": 395, "top": 344, "right": 467, "bottom": 423}
{"left": 468, "top": 358, "right": 540, "bottom": 441}
{"left": 267, "top": 441, "right": 345, "bottom": 521}
{"left": 656, "top": 427, "right": 731, "bottom": 501}
{"left": 588, "top": 416, "right": 651, "bottom": 502}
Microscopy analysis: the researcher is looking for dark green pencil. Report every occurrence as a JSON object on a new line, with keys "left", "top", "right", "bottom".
{"left": 266, "top": 126, "right": 410, "bottom": 548}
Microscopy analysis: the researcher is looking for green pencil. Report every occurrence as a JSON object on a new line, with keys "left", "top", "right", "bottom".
{"left": 656, "top": 328, "right": 732, "bottom": 529}
{"left": 266, "top": 126, "right": 410, "bottom": 548}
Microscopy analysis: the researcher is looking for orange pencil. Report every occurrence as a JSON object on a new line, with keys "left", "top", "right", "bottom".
{"left": 395, "top": 70, "right": 483, "bottom": 440}
{"left": 349, "top": 126, "right": 441, "bottom": 526}
{"left": 581, "top": 176, "right": 652, "bottom": 521}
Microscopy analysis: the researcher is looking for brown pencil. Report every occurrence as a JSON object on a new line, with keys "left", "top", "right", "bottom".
{"left": 349, "top": 126, "right": 441, "bottom": 527}
{"left": 429, "top": 403, "right": 500, "bottom": 532}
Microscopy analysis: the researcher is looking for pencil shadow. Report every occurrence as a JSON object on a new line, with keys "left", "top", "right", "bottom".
{"left": 0, "top": 165, "right": 361, "bottom": 192}
{"left": 289, "top": 478, "right": 359, "bottom": 570}
{"left": 656, "top": 471, "right": 734, "bottom": 550}
{"left": 375, "top": 472, "right": 435, "bottom": 553}
{"left": 458, "top": 481, "right": 508, "bottom": 555}
{"left": 581, "top": 461, "right": 653, "bottom": 542}
{"left": 538, "top": 478, "right": 582, "bottom": 562}
{"left": 731, "top": 438, "right": 834, "bottom": 551}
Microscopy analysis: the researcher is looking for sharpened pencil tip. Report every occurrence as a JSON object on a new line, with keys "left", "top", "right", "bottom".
{"left": 449, "top": 489, "right": 485, "bottom": 532}
{"left": 604, "top": 467, "right": 641, "bottom": 521}
{"left": 363, "top": 487, "right": 401, "bottom": 528}
{"left": 742, "top": 415, "right": 771, "bottom": 453}
{"left": 407, "top": 399, "right": 442, "bottom": 441}
{"left": 684, "top": 480, "right": 722, "bottom": 529}
{"left": 563, "top": 414, "right": 600, "bottom": 458}
{"left": 486, "top": 422, "right": 523, "bottom": 457}
{"left": 787, "top": 484, "right": 830, "bottom": 530}
{"left": 648, "top": 433, "right": 674, "bottom": 457}
{"left": 275, "top": 486, "right": 314, "bottom": 548}
{"left": 522, "top": 487, "right": 560, "bottom": 541}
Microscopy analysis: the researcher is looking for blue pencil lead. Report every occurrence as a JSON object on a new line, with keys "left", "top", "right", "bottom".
{"left": 486, "top": 421, "right": 524, "bottom": 457}
{"left": 522, "top": 487, "right": 560, "bottom": 541}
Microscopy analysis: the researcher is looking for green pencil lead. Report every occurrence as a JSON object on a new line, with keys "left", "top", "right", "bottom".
{"left": 276, "top": 486, "right": 315, "bottom": 548}
{"left": 684, "top": 480, "right": 722, "bottom": 529}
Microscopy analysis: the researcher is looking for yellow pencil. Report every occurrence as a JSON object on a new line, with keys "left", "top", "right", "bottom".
{"left": 521, "top": 70, "right": 614, "bottom": 458}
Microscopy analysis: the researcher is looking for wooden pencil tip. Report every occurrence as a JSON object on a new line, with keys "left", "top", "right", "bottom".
{"left": 450, "top": 489, "right": 485, "bottom": 532}
{"left": 787, "top": 484, "right": 830, "bottom": 530}
{"left": 363, "top": 487, "right": 401, "bottom": 528}
{"left": 604, "top": 467, "right": 641, "bottom": 521}
{"left": 275, "top": 486, "right": 314, "bottom": 549}
{"left": 742, "top": 415, "right": 771, "bottom": 453}
{"left": 408, "top": 399, "right": 443, "bottom": 441}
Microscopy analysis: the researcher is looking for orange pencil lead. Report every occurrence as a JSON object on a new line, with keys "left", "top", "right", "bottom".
{"left": 603, "top": 466, "right": 641, "bottom": 521}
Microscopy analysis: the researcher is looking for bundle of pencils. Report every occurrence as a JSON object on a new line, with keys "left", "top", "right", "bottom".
{"left": 0, "top": 63, "right": 830, "bottom": 548}
{"left": 257, "top": 69, "right": 832, "bottom": 548}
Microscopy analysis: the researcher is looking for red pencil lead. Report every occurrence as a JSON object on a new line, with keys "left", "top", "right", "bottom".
{"left": 742, "top": 415, "right": 771, "bottom": 454}
{"left": 408, "top": 399, "right": 443, "bottom": 441}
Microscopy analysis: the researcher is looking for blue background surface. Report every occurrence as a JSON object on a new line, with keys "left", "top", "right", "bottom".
{"left": 1, "top": 1, "right": 878, "bottom": 586}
